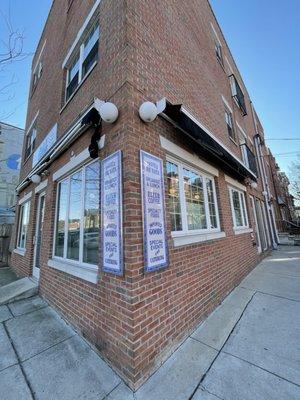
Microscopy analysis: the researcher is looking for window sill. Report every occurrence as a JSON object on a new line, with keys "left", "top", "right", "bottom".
{"left": 48, "top": 258, "right": 98, "bottom": 284}
{"left": 229, "top": 136, "right": 238, "bottom": 146}
{"left": 60, "top": 61, "right": 98, "bottom": 115}
{"left": 234, "top": 227, "right": 253, "bottom": 236}
{"left": 13, "top": 248, "right": 26, "bottom": 256}
{"left": 172, "top": 231, "right": 226, "bottom": 247}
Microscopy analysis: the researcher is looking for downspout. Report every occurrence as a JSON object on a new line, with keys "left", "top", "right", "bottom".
{"left": 250, "top": 102, "right": 278, "bottom": 249}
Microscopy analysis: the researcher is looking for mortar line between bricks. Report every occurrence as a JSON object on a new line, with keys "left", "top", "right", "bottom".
{"left": 3, "top": 321, "right": 36, "bottom": 400}
{"left": 187, "top": 290, "right": 257, "bottom": 400}
{"left": 222, "top": 351, "right": 300, "bottom": 389}
{"left": 20, "top": 333, "right": 76, "bottom": 364}
{"left": 240, "top": 286, "right": 300, "bottom": 303}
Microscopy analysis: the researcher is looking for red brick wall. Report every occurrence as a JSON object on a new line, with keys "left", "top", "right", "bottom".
{"left": 11, "top": 0, "right": 271, "bottom": 390}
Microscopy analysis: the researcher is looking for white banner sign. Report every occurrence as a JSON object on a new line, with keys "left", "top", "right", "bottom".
{"left": 101, "top": 150, "right": 123, "bottom": 275}
{"left": 32, "top": 123, "right": 57, "bottom": 167}
{"left": 140, "top": 150, "right": 169, "bottom": 272}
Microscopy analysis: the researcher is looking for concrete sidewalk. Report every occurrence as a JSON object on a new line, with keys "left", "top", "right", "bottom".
{"left": 0, "top": 247, "right": 299, "bottom": 399}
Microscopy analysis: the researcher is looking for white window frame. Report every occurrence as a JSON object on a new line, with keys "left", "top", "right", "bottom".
{"left": 65, "top": 21, "right": 100, "bottom": 102}
{"left": 51, "top": 159, "right": 100, "bottom": 283}
{"left": 229, "top": 186, "right": 249, "bottom": 230}
{"left": 225, "top": 108, "right": 235, "bottom": 142}
{"left": 16, "top": 200, "right": 30, "bottom": 251}
{"left": 167, "top": 156, "right": 222, "bottom": 245}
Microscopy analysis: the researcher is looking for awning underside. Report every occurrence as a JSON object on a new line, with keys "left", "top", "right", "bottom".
{"left": 161, "top": 102, "right": 257, "bottom": 182}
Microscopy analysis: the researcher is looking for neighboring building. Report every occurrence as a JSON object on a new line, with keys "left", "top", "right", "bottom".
{"left": 11, "top": 0, "right": 287, "bottom": 389}
{"left": 267, "top": 149, "right": 295, "bottom": 231}
{"left": 0, "top": 122, "right": 24, "bottom": 209}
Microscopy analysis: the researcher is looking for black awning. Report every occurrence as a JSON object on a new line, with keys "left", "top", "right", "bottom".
{"left": 160, "top": 102, "right": 257, "bottom": 182}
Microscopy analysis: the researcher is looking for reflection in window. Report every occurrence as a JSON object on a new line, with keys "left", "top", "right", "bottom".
{"left": 166, "top": 161, "right": 182, "bottom": 231}
{"left": 183, "top": 168, "right": 206, "bottom": 230}
{"left": 83, "top": 162, "right": 100, "bottom": 264}
{"left": 54, "top": 160, "right": 100, "bottom": 265}
{"left": 55, "top": 180, "right": 68, "bottom": 257}
{"left": 230, "top": 188, "right": 248, "bottom": 228}
{"left": 206, "top": 179, "right": 218, "bottom": 228}
{"left": 17, "top": 201, "right": 30, "bottom": 249}
{"left": 166, "top": 160, "right": 220, "bottom": 234}
{"left": 67, "top": 171, "right": 82, "bottom": 261}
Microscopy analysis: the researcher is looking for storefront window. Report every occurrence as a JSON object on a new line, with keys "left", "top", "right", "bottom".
{"left": 166, "top": 159, "right": 220, "bottom": 234}
{"left": 54, "top": 160, "right": 100, "bottom": 265}
{"left": 229, "top": 187, "right": 249, "bottom": 228}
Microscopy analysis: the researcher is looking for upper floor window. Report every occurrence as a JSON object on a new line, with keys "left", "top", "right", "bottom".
{"left": 225, "top": 108, "right": 235, "bottom": 142}
{"left": 25, "top": 125, "right": 37, "bottom": 160}
{"left": 66, "top": 22, "right": 99, "bottom": 101}
{"left": 229, "top": 74, "right": 247, "bottom": 116}
{"left": 54, "top": 160, "right": 100, "bottom": 265}
{"left": 31, "top": 41, "right": 46, "bottom": 93}
{"left": 17, "top": 201, "right": 30, "bottom": 249}
{"left": 229, "top": 187, "right": 248, "bottom": 229}
{"left": 166, "top": 159, "right": 220, "bottom": 234}
{"left": 211, "top": 23, "right": 223, "bottom": 66}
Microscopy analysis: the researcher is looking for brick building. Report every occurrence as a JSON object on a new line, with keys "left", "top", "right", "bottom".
{"left": 11, "top": 0, "right": 285, "bottom": 389}
{"left": 267, "top": 149, "right": 295, "bottom": 231}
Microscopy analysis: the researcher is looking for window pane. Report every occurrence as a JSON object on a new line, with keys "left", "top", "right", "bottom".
{"left": 240, "top": 193, "right": 247, "bottom": 226}
{"left": 55, "top": 180, "right": 68, "bottom": 257}
{"left": 18, "top": 202, "right": 30, "bottom": 248}
{"left": 66, "top": 55, "right": 80, "bottom": 99}
{"left": 83, "top": 24, "right": 99, "bottom": 58}
{"left": 183, "top": 168, "right": 206, "bottom": 230}
{"left": 67, "top": 171, "right": 82, "bottom": 261}
{"left": 166, "top": 161, "right": 182, "bottom": 231}
{"left": 232, "top": 190, "right": 243, "bottom": 226}
{"left": 206, "top": 178, "right": 217, "bottom": 228}
{"left": 82, "top": 24, "right": 99, "bottom": 77}
{"left": 83, "top": 161, "right": 100, "bottom": 264}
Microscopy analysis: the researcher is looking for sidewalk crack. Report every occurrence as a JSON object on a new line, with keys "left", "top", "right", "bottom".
{"left": 3, "top": 321, "right": 36, "bottom": 400}
{"left": 188, "top": 290, "right": 257, "bottom": 400}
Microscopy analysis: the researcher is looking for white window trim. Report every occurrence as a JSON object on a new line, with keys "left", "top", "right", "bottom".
{"left": 224, "top": 175, "right": 246, "bottom": 192}
{"left": 18, "top": 191, "right": 32, "bottom": 205}
{"left": 26, "top": 112, "right": 39, "bottom": 135}
{"left": 13, "top": 248, "right": 26, "bottom": 256}
{"left": 167, "top": 156, "right": 222, "bottom": 246}
{"left": 236, "top": 121, "right": 247, "bottom": 139}
{"left": 35, "top": 179, "right": 48, "bottom": 194}
{"left": 160, "top": 136, "right": 219, "bottom": 177}
{"left": 221, "top": 95, "right": 233, "bottom": 114}
{"left": 48, "top": 258, "right": 98, "bottom": 284}
{"left": 52, "top": 159, "right": 100, "bottom": 282}
{"left": 53, "top": 137, "right": 104, "bottom": 181}
{"left": 32, "top": 41, "right": 46, "bottom": 74}
{"left": 16, "top": 200, "right": 31, "bottom": 250}
{"left": 228, "top": 186, "right": 249, "bottom": 230}
{"left": 62, "top": 0, "right": 102, "bottom": 68}
{"left": 210, "top": 23, "right": 222, "bottom": 46}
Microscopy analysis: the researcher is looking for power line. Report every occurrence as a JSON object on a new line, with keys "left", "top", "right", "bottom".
{"left": 266, "top": 138, "right": 300, "bottom": 141}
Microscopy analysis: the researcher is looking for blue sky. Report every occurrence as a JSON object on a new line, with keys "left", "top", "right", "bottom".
{"left": 210, "top": 0, "right": 300, "bottom": 181}
{"left": 1, "top": 0, "right": 299, "bottom": 180}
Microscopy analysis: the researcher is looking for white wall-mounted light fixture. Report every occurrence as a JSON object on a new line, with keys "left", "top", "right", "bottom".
{"left": 139, "top": 101, "right": 158, "bottom": 123}
{"left": 94, "top": 98, "right": 119, "bottom": 123}
{"left": 30, "top": 174, "right": 41, "bottom": 184}
{"left": 250, "top": 181, "right": 258, "bottom": 189}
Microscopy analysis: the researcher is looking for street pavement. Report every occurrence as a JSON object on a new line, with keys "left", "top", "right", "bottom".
{"left": 0, "top": 246, "right": 299, "bottom": 399}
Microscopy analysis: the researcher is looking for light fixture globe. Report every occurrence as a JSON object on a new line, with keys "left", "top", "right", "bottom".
{"left": 139, "top": 102, "right": 158, "bottom": 123}
{"left": 99, "top": 102, "right": 119, "bottom": 123}
{"left": 30, "top": 174, "right": 41, "bottom": 184}
{"left": 250, "top": 181, "right": 258, "bottom": 189}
